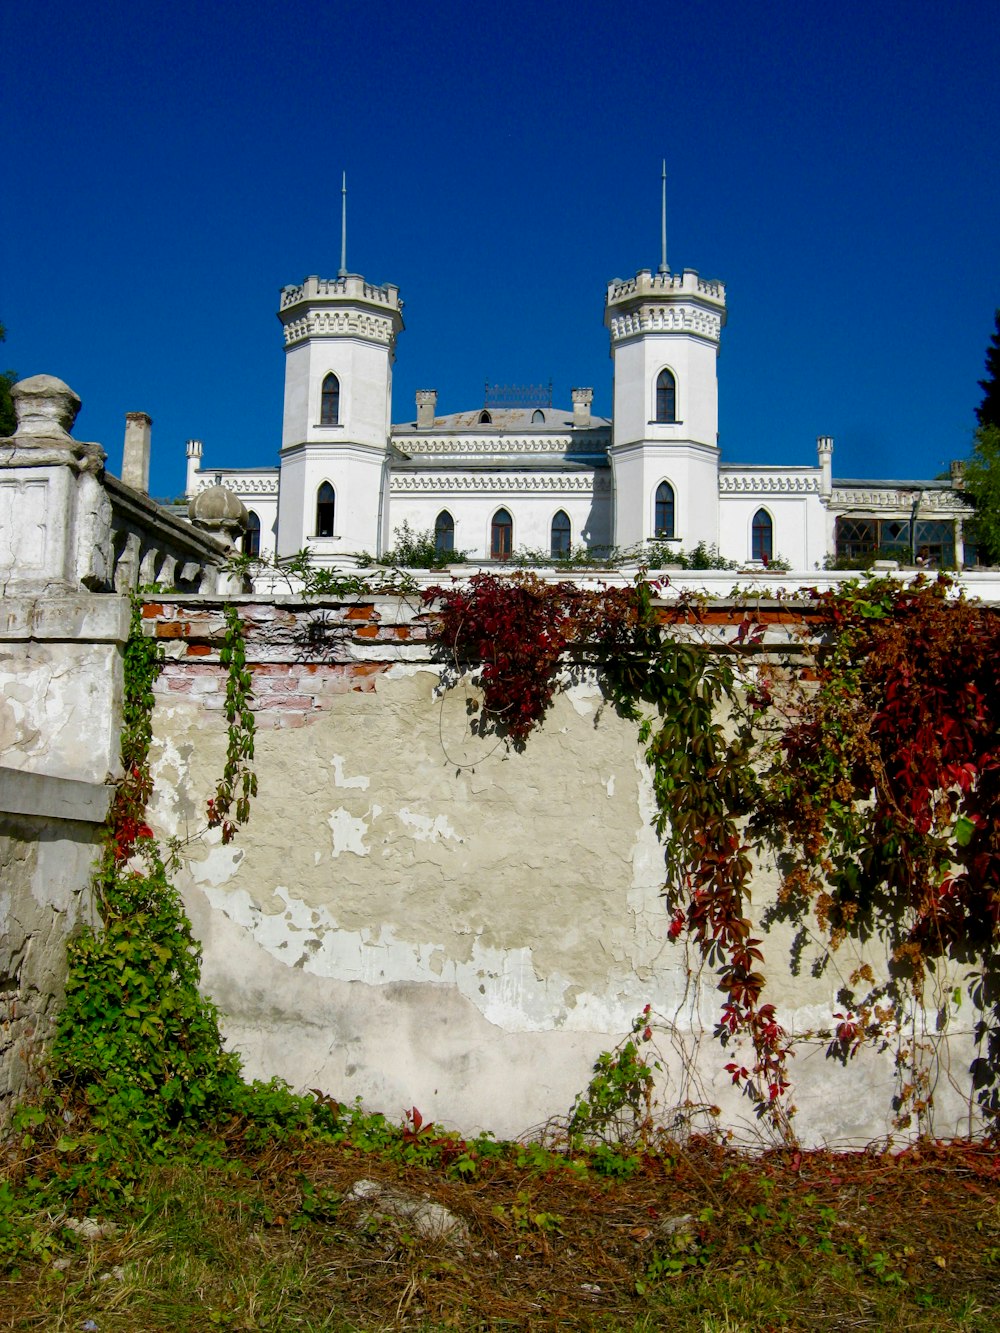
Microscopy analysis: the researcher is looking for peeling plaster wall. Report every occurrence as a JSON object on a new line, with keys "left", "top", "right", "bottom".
{"left": 0, "top": 815, "right": 101, "bottom": 1113}
{"left": 146, "top": 596, "right": 981, "bottom": 1145}
{"left": 0, "top": 593, "right": 126, "bottom": 1119}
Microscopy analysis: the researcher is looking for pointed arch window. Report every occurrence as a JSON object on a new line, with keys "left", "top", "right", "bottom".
{"left": 752, "top": 508, "right": 773, "bottom": 563}
{"left": 242, "top": 509, "right": 261, "bottom": 557}
{"left": 434, "top": 509, "right": 455, "bottom": 555}
{"left": 320, "top": 373, "right": 340, "bottom": 426}
{"left": 654, "top": 482, "right": 675, "bottom": 539}
{"left": 655, "top": 369, "right": 677, "bottom": 423}
{"left": 316, "top": 482, "right": 335, "bottom": 537}
{"left": 551, "top": 510, "right": 571, "bottom": 558}
{"left": 532, "top": 409, "right": 545, "bottom": 424}
{"left": 491, "top": 508, "right": 513, "bottom": 560}
{"left": 479, "top": 409, "right": 493, "bottom": 425}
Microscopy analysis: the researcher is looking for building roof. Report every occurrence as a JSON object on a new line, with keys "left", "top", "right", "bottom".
{"left": 392, "top": 406, "right": 610, "bottom": 433}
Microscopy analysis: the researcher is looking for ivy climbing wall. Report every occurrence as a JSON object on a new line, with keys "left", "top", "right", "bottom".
{"left": 143, "top": 594, "right": 980, "bottom": 1146}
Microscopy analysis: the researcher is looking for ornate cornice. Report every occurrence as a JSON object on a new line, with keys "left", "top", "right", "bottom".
{"left": 829, "top": 487, "right": 971, "bottom": 513}
{"left": 196, "top": 475, "right": 278, "bottom": 496}
{"left": 719, "top": 473, "right": 821, "bottom": 494}
{"left": 394, "top": 434, "right": 609, "bottom": 456}
{"left": 607, "top": 304, "right": 723, "bottom": 344}
{"left": 389, "top": 472, "right": 610, "bottom": 493}
{"left": 282, "top": 309, "right": 398, "bottom": 347}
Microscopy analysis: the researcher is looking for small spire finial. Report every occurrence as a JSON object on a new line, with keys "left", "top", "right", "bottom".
{"left": 658, "top": 160, "right": 669, "bottom": 275}
{"left": 338, "top": 172, "right": 348, "bottom": 277}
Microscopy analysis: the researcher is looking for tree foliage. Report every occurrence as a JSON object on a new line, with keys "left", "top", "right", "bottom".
{"left": 0, "top": 322, "right": 16, "bottom": 438}
{"left": 964, "top": 424, "right": 1000, "bottom": 565}
{"left": 976, "top": 308, "right": 1000, "bottom": 429}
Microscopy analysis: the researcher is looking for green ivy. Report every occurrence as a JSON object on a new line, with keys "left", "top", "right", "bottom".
{"left": 51, "top": 596, "right": 250, "bottom": 1141}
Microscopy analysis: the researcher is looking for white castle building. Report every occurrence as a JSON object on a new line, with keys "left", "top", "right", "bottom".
{"left": 184, "top": 250, "right": 972, "bottom": 572}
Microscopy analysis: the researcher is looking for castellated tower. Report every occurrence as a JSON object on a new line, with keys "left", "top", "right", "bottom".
{"left": 605, "top": 268, "right": 727, "bottom": 550}
{"left": 275, "top": 273, "right": 404, "bottom": 560}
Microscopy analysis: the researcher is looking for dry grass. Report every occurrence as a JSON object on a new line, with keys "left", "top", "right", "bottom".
{"left": 2, "top": 1136, "right": 999, "bottom": 1330}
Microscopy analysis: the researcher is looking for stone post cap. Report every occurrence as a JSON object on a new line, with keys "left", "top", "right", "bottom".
{"left": 10, "top": 375, "right": 81, "bottom": 440}
{"left": 189, "top": 484, "right": 248, "bottom": 546}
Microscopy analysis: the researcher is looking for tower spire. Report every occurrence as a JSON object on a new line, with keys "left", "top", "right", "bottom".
{"left": 658, "top": 160, "right": 669, "bottom": 275}
{"left": 338, "top": 172, "right": 348, "bottom": 277}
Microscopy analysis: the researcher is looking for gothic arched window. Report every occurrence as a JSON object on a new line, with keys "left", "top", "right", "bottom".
{"left": 434, "top": 509, "right": 455, "bottom": 555}
{"left": 491, "top": 508, "right": 513, "bottom": 560}
{"left": 479, "top": 409, "right": 492, "bottom": 424}
{"left": 655, "top": 369, "right": 677, "bottom": 423}
{"left": 242, "top": 509, "right": 261, "bottom": 557}
{"left": 532, "top": 409, "right": 545, "bottom": 423}
{"left": 551, "top": 509, "right": 571, "bottom": 558}
{"left": 320, "top": 373, "right": 340, "bottom": 426}
{"left": 654, "top": 482, "right": 675, "bottom": 539}
{"left": 752, "top": 508, "right": 773, "bottom": 563}
{"left": 316, "top": 482, "right": 335, "bottom": 537}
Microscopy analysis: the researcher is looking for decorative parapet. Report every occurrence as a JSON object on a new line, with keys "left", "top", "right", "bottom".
{"left": 390, "top": 472, "right": 609, "bottom": 493}
{"left": 829, "top": 485, "right": 973, "bottom": 514}
{"left": 395, "top": 432, "right": 610, "bottom": 456}
{"left": 279, "top": 274, "right": 401, "bottom": 311}
{"left": 605, "top": 267, "right": 727, "bottom": 346}
{"left": 719, "top": 471, "right": 822, "bottom": 495}
{"left": 278, "top": 273, "right": 404, "bottom": 350}
{"left": 193, "top": 472, "right": 279, "bottom": 496}
{"left": 606, "top": 269, "right": 725, "bottom": 304}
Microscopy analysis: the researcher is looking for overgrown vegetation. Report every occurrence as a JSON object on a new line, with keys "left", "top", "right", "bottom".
{"left": 424, "top": 570, "right": 1000, "bottom": 1139}
{"left": 4, "top": 571, "right": 1000, "bottom": 1325}
{"left": 358, "top": 520, "right": 467, "bottom": 570}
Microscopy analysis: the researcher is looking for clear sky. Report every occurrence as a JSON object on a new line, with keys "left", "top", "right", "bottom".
{"left": 5, "top": 0, "right": 999, "bottom": 500}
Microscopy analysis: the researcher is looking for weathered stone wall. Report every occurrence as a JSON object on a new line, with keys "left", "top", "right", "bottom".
{"left": 146, "top": 594, "right": 980, "bottom": 1147}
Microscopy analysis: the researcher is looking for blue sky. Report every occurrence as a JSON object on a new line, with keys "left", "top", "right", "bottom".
{"left": 5, "top": 0, "right": 999, "bottom": 500}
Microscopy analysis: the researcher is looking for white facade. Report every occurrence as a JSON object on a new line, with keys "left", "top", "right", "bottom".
{"left": 185, "top": 257, "right": 972, "bottom": 572}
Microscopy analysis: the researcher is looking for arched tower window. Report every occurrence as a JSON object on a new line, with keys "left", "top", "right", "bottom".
{"left": 654, "top": 482, "right": 675, "bottom": 539}
{"left": 752, "top": 508, "right": 773, "bottom": 563}
{"left": 655, "top": 369, "right": 677, "bottom": 423}
{"left": 551, "top": 510, "right": 571, "bottom": 558}
{"left": 320, "top": 373, "right": 340, "bottom": 426}
{"left": 316, "top": 482, "right": 335, "bottom": 537}
{"left": 479, "top": 409, "right": 492, "bottom": 425}
{"left": 242, "top": 509, "right": 261, "bottom": 557}
{"left": 491, "top": 508, "right": 513, "bottom": 560}
{"left": 434, "top": 509, "right": 455, "bottom": 555}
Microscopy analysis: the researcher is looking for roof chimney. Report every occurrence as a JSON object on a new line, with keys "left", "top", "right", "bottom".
{"left": 416, "top": 389, "right": 437, "bottom": 429}
{"left": 572, "top": 387, "right": 593, "bottom": 428}
{"left": 122, "top": 412, "right": 152, "bottom": 493}
{"left": 817, "top": 435, "right": 833, "bottom": 497}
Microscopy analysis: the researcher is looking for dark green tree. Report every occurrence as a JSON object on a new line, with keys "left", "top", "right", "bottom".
{"left": 976, "top": 309, "right": 1000, "bottom": 429}
{"left": 964, "top": 424, "right": 1000, "bottom": 565}
{"left": 0, "top": 323, "right": 17, "bottom": 438}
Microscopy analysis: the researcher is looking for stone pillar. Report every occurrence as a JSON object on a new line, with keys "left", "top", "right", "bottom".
{"left": 572, "top": 388, "right": 593, "bottom": 429}
{"left": 122, "top": 411, "right": 152, "bottom": 493}
{"left": 416, "top": 390, "right": 437, "bottom": 429}
{"left": 0, "top": 376, "right": 128, "bottom": 1119}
